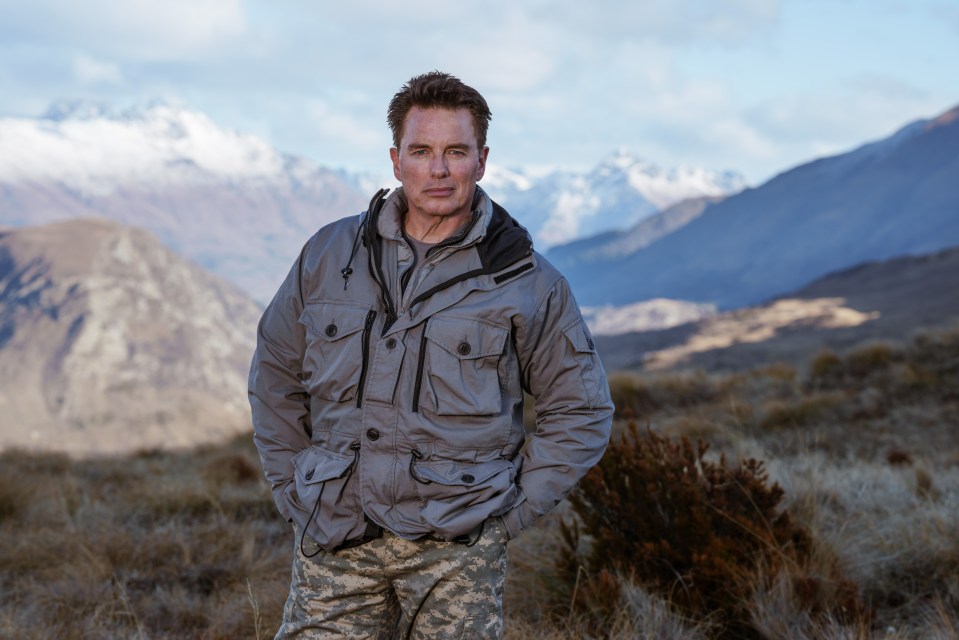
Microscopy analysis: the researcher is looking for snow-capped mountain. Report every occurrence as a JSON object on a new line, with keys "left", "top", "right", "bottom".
{"left": 4, "top": 99, "right": 289, "bottom": 191}
{"left": 481, "top": 149, "right": 747, "bottom": 248}
{"left": 0, "top": 99, "right": 746, "bottom": 301}
{"left": 0, "top": 99, "right": 368, "bottom": 301}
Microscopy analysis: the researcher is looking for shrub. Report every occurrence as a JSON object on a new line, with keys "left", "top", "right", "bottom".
{"left": 844, "top": 342, "right": 900, "bottom": 379}
{"left": 757, "top": 392, "right": 846, "bottom": 430}
{"left": 906, "top": 327, "right": 959, "bottom": 400}
{"left": 556, "top": 424, "right": 861, "bottom": 638}
{"left": 607, "top": 372, "right": 659, "bottom": 421}
{"left": 809, "top": 350, "right": 844, "bottom": 387}
{"left": 651, "top": 371, "right": 719, "bottom": 409}
{"left": 0, "top": 467, "right": 30, "bottom": 523}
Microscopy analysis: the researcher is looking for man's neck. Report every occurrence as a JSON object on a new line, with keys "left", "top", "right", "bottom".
{"left": 403, "top": 210, "right": 471, "bottom": 244}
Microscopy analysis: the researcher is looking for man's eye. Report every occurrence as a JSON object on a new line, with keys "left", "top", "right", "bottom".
{"left": 413, "top": 149, "right": 428, "bottom": 156}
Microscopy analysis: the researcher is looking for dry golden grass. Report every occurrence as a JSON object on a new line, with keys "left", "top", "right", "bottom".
{"left": 0, "top": 436, "right": 289, "bottom": 640}
{"left": 1, "top": 326, "right": 958, "bottom": 638}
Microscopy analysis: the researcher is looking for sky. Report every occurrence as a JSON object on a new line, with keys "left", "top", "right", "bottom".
{"left": 0, "top": 0, "right": 956, "bottom": 184}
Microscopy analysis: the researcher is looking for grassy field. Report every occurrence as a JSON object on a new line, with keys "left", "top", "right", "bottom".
{"left": 1, "top": 327, "right": 957, "bottom": 638}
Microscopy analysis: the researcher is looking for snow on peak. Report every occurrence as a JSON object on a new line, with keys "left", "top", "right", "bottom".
{"left": 480, "top": 164, "right": 535, "bottom": 192}
{"left": 1, "top": 99, "right": 288, "bottom": 195}
{"left": 593, "top": 150, "right": 747, "bottom": 210}
{"left": 482, "top": 151, "right": 748, "bottom": 249}
{"left": 42, "top": 99, "right": 116, "bottom": 122}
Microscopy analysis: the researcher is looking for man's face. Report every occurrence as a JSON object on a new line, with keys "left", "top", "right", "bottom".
{"left": 390, "top": 107, "right": 488, "bottom": 232}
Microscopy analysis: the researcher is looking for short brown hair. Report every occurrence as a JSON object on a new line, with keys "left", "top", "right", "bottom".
{"left": 387, "top": 71, "right": 492, "bottom": 149}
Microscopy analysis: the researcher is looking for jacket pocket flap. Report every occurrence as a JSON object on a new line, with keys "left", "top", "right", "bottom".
{"left": 563, "top": 321, "right": 597, "bottom": 354}
{"left": 292, "top": 446, "right": 355, "bottom": 485}
{"left": 426, "top": 316, "right": 509, "bottom": 359}
{"left": 414, "top": 458, "right": 513, "bottom": 486}
{"left": 299, "top": 303, "right": 370, "bottom": 342}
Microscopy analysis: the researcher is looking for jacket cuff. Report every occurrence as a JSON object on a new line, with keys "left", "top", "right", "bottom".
{"left": 499, "top": 500, "right": 536, "bottom": 540}
{"left": 274, "top": 481, "right": 296, "bottom": 523}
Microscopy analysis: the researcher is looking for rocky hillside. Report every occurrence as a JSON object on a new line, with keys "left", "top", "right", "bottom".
{"left": 0, "top": 218, "right": 262, "bottom": 455}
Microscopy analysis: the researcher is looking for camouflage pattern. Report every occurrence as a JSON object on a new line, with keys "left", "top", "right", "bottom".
{"left": 277, "top": 518, "right": 508, "bottom": 639}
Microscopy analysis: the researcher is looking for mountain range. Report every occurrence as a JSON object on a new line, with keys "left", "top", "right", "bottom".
{"left": 481, "top": 152, "right": 746, "bottom": 248}
{"left": 0, "top": 218, "right": 261, "bottom": 455}
{"left": 551, "top": 104, "right": 959, "bottom": 310}
{"left": 0, "top": 100, "right": 746, "bottom": 302}
{"left": 1, "top": 99, "right": 956, "bottom": 455}
{"left": 0, "top": 100, "right": 367, "bottom": 303}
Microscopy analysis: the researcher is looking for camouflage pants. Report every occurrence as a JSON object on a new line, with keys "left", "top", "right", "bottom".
{"left": 276, "top": 518, "right": 508, "bottom": 639}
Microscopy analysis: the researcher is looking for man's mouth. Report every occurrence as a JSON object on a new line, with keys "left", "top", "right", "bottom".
{"left": 425, "top": 187, "right": 455, "bottom": 196}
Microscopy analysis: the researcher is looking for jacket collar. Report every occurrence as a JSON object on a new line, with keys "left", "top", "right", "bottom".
{"left": 375, "top": 186, "right": 492, "bottom": 248}
{"left": 362, "top": 185, "right": 534, "bottom": 332}
{"left": 367, "top": 185, "right": 531, "bottom": 268}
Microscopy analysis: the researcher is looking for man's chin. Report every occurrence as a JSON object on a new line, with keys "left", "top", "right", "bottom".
{"left": 419, "top": 203, "right": 470, "bottom": 219}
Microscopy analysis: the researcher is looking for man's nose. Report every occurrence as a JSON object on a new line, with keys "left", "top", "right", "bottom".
{"left": 430, "top": 155, "right": 449, "bottom": 177}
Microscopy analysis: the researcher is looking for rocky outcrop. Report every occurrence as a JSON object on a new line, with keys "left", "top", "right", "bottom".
{"left": 0, "top": 218, "right": 262, "bottom": 455}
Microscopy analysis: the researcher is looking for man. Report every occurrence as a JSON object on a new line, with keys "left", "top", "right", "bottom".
{"left": 249, "top": 71, "right": 613, "bottom": 639}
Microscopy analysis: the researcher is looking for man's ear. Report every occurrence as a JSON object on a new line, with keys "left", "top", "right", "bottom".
{"left": 390, "top": 147, "right": 401, "bottom": 181}
{"left": 476, "top": 146, "right": 489, "bottom": 180}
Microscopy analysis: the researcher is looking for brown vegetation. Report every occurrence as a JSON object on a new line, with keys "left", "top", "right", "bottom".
{"left": 1, "top": 326, "right": 958, "bottom": 638}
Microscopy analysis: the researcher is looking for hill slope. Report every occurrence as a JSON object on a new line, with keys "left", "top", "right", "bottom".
{"left": 595, "top": 245, "right": 959, "bottom": 373}
{"left": 563, "top": 104, "right": 959, "bottom": 309}
{"left": 0, "top": 218, "right": 262, "bottom": 455}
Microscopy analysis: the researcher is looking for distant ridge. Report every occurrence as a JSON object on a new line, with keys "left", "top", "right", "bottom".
{"left": 547, "top": 195, "right": 722, "bottom": 268}
{"left": 0, "top": 218, "right": 262, "bottom": 455}
{"left": 558, "top": 103, "right": 959, "bottom": 310}
{"left": 595, "top": 245, "right": 959, "bottom": 373}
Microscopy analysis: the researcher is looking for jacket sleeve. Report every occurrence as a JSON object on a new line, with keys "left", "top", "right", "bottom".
{"left": 500, "top": 276, "right": 614, "bottom": 539}
{"left": 248, "top": 249, "right": 312, "bottom": 522}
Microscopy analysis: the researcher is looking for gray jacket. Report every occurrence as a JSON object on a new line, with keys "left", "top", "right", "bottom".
{"left": 249, "top": 186, "right": 613, "bottom": 551}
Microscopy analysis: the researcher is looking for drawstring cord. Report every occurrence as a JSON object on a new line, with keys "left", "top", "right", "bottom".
{"left": 299, "top": 443, "right": 361, "bottom": 558}
{"left": 343, "top": 187, "right": 390, "bottom": 290}
{"left": 341, "top": 222, "right": 363, "bottom": 290}
{"left": 299, "top": 483, "right": 327, "bottom": 558}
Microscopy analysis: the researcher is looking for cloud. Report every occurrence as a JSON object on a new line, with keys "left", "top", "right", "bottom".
{"left": 306, "top": 100, "right": 382, "bottom": 150}
{"left": 318, "top": 0, "right": 780, "bottom": 46}
{"left": 745, "top": 78, "right": 937, "bottom": 147}
{"left": 73, "top": 53, "right": 123, "bottom": 85}
{"left": 0, "top": 0, "right": 248, "bottom": 59}
{"left": 528, "top": 0, "right": 780, "bottom": 45}
{"left": 0, "top": 0, "right": 950, "bottom": 188}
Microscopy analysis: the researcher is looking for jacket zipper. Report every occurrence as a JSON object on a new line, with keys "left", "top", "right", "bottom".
{"left": 355, "top": 309, "right": 377, "bottom": 408}
{"left": 411, "top": 320, "right": 429, "bottom": 412}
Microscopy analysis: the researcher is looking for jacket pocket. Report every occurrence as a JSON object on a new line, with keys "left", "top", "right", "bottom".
{"left": 410, "top": 455, "right": 518, "bottom": 537}
{"left": 562, "top": 320, "right": 609, "bottom": 409}
{"left": 299, "top": 302, "right": 372, "bottom": 403}
{"left": 290, "top": 444, "right": 363, "bottom": 548}
{"left": 421, "top": 316, "right": 509, "bottom": 416}
{"left": 291, "top": 445, "right": 358, "bottom": 509}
